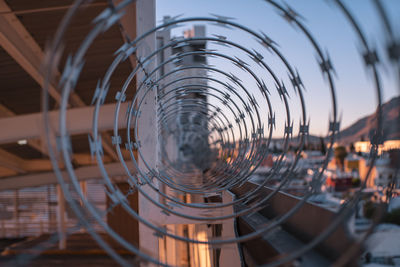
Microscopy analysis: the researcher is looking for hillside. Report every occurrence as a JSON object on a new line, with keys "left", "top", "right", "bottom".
{"left": 270, "top": 96, "right": 399, "bottom": 146}
{"left": 338, "top": 96, "right": 400, "bottom": 145}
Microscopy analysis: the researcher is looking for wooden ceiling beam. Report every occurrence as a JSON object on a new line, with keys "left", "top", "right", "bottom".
{"left": 0, "top": 104, "right": 36, "bottom": 174}
{"left": 0, "top": 103, "right": 118, "bottom": 173}
{"left": 0, "top": 0, "right": 86, "bottom": 106}
{"left": 0, "top": 104, "right": 47, "bottom": 153}
{"left": 0, "top": 152, "right": 114, "bottom": 179}
{"left": 0, "top": 102, "right": 129, "bottom": 145}
{"left": 0, "top": 166, "right": 17, "bottom": 178}
{"left": 0, "top": 104, "right": 46, "bottom": 174}
{"left": 0, "top": 104, "right": 15, "bottom": 118}
{"left": 0, "top": 148, "right": 27, "bottom": 174}
{"left": 0, "top": 2, "right": 107, "bottom": 16}
{"left": 0, "top": 0, "right": 119, "bottom": 161}
{"left": 0, "top": 1, "right": 65, "bottom": 105}
{"left": 0, "top": 161, "right": 134, "bottom": 191}
{"left": 113, "top": 0, "right": 137, "bottom": 68}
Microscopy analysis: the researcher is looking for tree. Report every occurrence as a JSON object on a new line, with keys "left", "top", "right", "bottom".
{"left": 334, "top": 146, "right": 348, "bottom": 171}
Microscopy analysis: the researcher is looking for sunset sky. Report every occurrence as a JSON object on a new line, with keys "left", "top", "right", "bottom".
{"left": 156, "top": 0, "right": 399, "bottom": 138}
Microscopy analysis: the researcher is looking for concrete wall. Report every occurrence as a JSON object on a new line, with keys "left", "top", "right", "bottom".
{"left": 232, "top": 182, "right": 354, "bottom": 261}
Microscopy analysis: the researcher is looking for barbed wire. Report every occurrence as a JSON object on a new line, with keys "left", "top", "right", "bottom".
{"left": 39, "top": 0, "right": 399, "bottom": 266}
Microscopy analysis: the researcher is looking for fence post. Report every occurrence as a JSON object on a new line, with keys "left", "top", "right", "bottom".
{"left": 40, "top": 220, "right": 44, "bottom": 236}
{"left": 14, "top": 189, "right": 19, "bottom": 237}
{"left": 56, "top": 185, "right": 67, "bottom": 249}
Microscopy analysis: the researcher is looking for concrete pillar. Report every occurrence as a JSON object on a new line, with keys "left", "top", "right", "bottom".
{"left": 136, "top": 0, "right": 159, "bottom": 265}
{"left": 219, "top": 191, "right": 241, "bottom": 267}
{"left": 133, "top": 3, "right": 241, "bottom": 267}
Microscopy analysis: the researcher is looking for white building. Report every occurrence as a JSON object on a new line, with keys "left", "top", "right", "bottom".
{"left": 156, "top": 21, "right": 210, "bottom": 175}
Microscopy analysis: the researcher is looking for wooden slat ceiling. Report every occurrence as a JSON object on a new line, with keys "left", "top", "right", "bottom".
{"left": 0, "top": 46, "right": 42, "bottom": 115}
{"left": 5, "top": 0, "right": 78, "bottom": 12}
{"left": 0, "top": 0, "right": 136, "bottom": 177}
{"left": 8, "top": 0, "right": 134, "bottom": 105}
{"left": 0, "top": 142, "right": 43, "bottom": 159}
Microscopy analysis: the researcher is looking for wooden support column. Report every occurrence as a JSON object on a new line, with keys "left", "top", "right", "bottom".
{"left": 56, "top": 185, "right": 67, "bottom": 249}
{"left": 79, "top": 181, "right": 87, "bottom": 233}
{"left": 80, "top": 181, "right": 88, "bottom": 202}
{"left": 47, "top": 185, "right": 54, "bottom": 232}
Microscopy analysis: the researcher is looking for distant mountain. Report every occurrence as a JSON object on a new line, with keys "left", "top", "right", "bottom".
{"left": 270, "top": 96, "right": 399, "bottom": 146}
{"left": 337, "top": 96, "right": 400, "bottom": 145}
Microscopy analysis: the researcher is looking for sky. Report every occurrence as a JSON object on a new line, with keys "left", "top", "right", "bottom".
{"left": 155, "top": 0, "right": 400, "bottom": 138}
